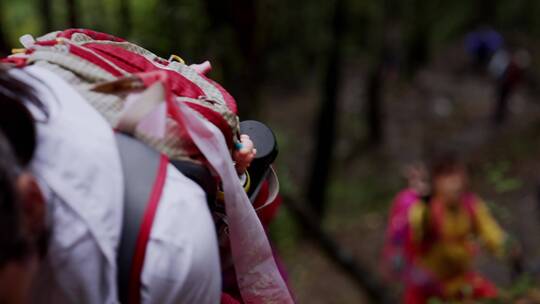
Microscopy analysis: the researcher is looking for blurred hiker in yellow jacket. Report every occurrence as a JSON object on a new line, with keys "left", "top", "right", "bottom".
{"left": 404, "top": 155, "right": 508, "bottom": 304}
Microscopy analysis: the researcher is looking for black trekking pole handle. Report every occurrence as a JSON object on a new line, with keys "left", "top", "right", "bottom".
{"left": 240, "top": 120, "right": 279, "bottom": 202}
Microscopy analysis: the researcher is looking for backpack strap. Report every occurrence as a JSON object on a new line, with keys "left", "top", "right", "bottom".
{"left": 115, "top": 133, "right": 168, "bottom": 304}
{"left": 462, "top": 193, "right": 479, "bottom": 232}
{"left": 240, "top": 120, "right": 278, "bottom": 202}
{"left": 115, "top": 133, "right": 218, "bottom": 303}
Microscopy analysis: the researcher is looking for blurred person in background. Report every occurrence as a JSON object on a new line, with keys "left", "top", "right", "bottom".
{"left": 489, "top": 48, "right": 530, "bottom": 125}
{"left": 382, "top": 163, "right": 430, "bottom": 283}
{"left": 465, "top": 26, "right": 504, "bottom": 70}
{"left": 464, "top": 27, "right": 531, "bottom": 125}
{"left": 404, "top": 154, "right": 509, "bottom": 303}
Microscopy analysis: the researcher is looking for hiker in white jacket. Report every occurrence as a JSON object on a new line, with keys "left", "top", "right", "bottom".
{"left": 1, "top": 65, "right": 221, "bottom": 304}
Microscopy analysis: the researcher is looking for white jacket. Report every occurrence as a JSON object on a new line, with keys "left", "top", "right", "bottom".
{"left": 12, "top": 66, "right": 221, "bottom": 304}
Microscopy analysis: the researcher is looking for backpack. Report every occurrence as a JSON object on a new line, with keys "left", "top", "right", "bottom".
{"left": 381, "top": 189, "right": 478, "bottom": 284}
{"left": 381, "top": 189, "right": 420, "bottom": 282}
{"left": 4, "top": 29, "right": 293, "bottom": 303}
{"left": 4, "top": 29, "right": 240, "bottom": 163}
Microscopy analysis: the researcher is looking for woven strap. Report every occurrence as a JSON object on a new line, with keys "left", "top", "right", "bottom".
{"left": 115, "top": 133, "right": 168, "bottom": 304}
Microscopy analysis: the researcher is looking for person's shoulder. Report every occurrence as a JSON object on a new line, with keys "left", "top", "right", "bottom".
{"left": 463, "top": 192, "right": 482, "bottom": 205}
{"left": 145, "top": 163, "right": 220, "bottom": 302}
{"left": 393, "top": 188, "right": 420, "bottom": 208}
{"left": 156, "top": 163, "right": 215, "bottom": 241}
{"left": 408, "top": 199, "right": 426, "bottom": 221}
{"left": 163, "top": 163, "right": 207, "bottom": 203}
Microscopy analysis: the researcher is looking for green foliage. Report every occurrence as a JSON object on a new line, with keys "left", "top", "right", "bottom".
{"left": 269, "top": 207, "right": 301, "bottom": 257}
{"left": 329, "top": 176, "right": 396, "bottom": 214}
{"left": 324, "top": 163, "right": 400, "bottom": 232}
{"left": 272, "top": 128, "right": 300, "bottom": 198}
{"left": 3, "top": 0, "right": 40, "bottom": 46}
{"left": 478, "top": 275, "right": 538, "bottom": 304}
{"left": 3, "top": 0, "right": 540, "bottom": 83}
{"left": 506, "top": 275, "right": 535, "bottom": 299}
{"left": 428, "top": 1, "right": 475, "bottom": 50}
{"left": 78, "top": 0, "right": 113, "bottom": 32}
{"left": 494, "top": 0, "right": 540, "bottom": 33}
{"left": 268, "top": 128, "right": 302, "bottom": 251}
{"left": 257, "top": 0, "right": 335, "bottom": 84}
{"left": 484, "top": 161, "right": 523, "bottom": 194}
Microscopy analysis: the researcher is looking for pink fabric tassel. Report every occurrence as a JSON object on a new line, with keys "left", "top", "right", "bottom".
{"left": 176, "top": 103, "right": 294, "bottom": 304}
{"left": 189, "top": 61, "right": 212, "bottom": 75}
{"left": 136, "top": 70, "right": 293, "bottom": 303}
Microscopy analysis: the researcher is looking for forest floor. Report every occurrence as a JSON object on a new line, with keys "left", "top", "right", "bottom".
{"left": 261, "top": 42, "right": 540, "bottom": 303}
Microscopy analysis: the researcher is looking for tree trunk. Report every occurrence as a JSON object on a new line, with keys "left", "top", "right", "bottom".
{"left": 203, "top": 0, "right": 261, "bottom": 118}
{"left": 0, "top": 31, "right": 7, "bottom": 57}
{"left": 366, "top": 63, "right": 384, "bottom": 145}
{"left": 306, "top": 0, "right": 345, "bottom": 220}
{"left": 118, "top": 0, "right": 131, "bottom": 37}
{"left": 493, "top": 82, "right": 511, "bottom": 125}
{"left": 228, "top": 0, "right": 261, "bottom": 118}
{"left": 0, "top": 0, "right": 10, "bottom": 56}
{"left": 40, "top": 0, "right": 53, "bottom": 32}
{"left": 66, "top": 0, "right": 78, "bottom": 28}
{"left": 476, "top": 0, "right": 495, "bottom": 24}
{"left": 404, "top": 0, "right": 429, "bottom": 77}
{"left": 365, "top": 0, "right": 393, "bottom": 146}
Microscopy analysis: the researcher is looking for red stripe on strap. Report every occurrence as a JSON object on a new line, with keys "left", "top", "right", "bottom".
{"left": 84, "top": 44, "right": 205, "bottom": 99}
{"left": 127, "top": 154, "right": 168, "bottom": 304}
{"left": 1, "top": 57, "right": 28, "bottom": 67}
{"left": 184, "top": 102, "right": 234, "bottom": 148}
{"left": 68, "top": 44, "right": 124, "bottom": 77}
{"left": 35, "top": 40, "right": 59, "bottom": 47}
{"left": 58, "top": 29, "right": 126, "bottom": 42}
